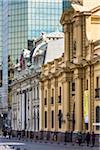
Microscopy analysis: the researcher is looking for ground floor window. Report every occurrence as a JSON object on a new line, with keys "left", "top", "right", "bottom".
{"left": 44, "top": 111, "right": 47, "bottom": 128}
{"left": 96, "top": 106, "right": 100, "bottom": 130}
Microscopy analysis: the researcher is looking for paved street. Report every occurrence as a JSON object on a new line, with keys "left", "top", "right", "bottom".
{"left": 0, "top": 136, "right": 99, "bottom": 150}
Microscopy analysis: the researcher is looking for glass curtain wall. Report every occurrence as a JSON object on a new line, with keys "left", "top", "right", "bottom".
{"left": 8, "top": 0, "right": 62, "bottom": 63}
{"left": 0, "top": 0, "right": 3, "bottom": 65}
{"left": 8, "top": 0, "right": 28, "bottom": 63}
{"left": 28, "top": 0, "right": 62, "bottom": 39}
{"left": 1, "top": 0, "right": 63, "bottom": 64}
{"left": 2, "top": 0, "right": 9, "bottom": 110}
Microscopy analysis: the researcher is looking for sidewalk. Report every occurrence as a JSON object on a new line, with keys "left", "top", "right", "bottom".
{"left": 1, "top": 136, "right": 99, "bottom": 150}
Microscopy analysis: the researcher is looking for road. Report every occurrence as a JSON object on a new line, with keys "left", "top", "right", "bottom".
{"left": 0, "top": 136, "right": 99, "bottom": 150}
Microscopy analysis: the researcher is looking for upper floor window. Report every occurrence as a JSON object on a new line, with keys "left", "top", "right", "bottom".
{"left": 51, "top": 88, "right": 54, "bottom": 104}
{"left": 72, "top": 82, "right": 75, "bottom": 91}
{"left": 72, "top": 40, "right": 76, "bottom": 58}
{"left": 95, "top": 77, "right": 100, "bottom": 98}
{"left": 96, "top": 76, "right": 100, "bottom": 88}
{"left": 44, "top": 90, "right": 47, "bottom": 105}
{"left": 34, "top": 87, "right": 36, "bottom": 100}
{"left": 72, "top": 82, "right": 75, "bottom": 96}
{"left": 58, "top": 87, "right": 61, "bottom": 103}
{"left": 37, "top": 86, "right": 39, "bottom": 99}
{"left": 86, "top": 80, "right": 88, "bottom": 90}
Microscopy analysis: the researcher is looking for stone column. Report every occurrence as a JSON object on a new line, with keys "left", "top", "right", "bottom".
{"left": 75, "top": 69, "right": 83, "bottom": 131}
{"left": 63, "top": 24, "right": 70, "bottom": 61}
{"left": 40, "top": 82, "right": 44, "bottom": 130}
{"left": 47, "top": 80, "right": 51, "bottom": 130}
{"left": 63, "top": 74, "right": 70, "bottom": 131}
{"left": 76, "top": 17, "right": 82, "bottom": 61}
{"left": 54, "top": 78, "right": 58, "bottom": 131}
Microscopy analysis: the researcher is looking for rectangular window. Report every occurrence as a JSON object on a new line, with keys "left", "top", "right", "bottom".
{"left": 95, "top": 77, "right": 100, "bottom": 98}
{"left": 51, "top": 88, "right": 54, "bottom": 104}
{"left": 44, "top": 98, "right": 47, "bottom": 105}
{"left": 72, "top": 82, "right": 75, "bottom": 91}
{"left": 58, "top": 110, "right": 62, "bottom": 129}
{"left": 44, "top": 90, "right": 47, "bottom": 105}
{"left": 58, "top": 87, "right": 61, "bottom": 103}
{"left": 96, "top": 77, "right": 99, "bottom": 88}
{"left": 0, "top": 70, "right": 2, "bottom": 87}
{"left": 44, "top": 111, "right": 47, "bottom": 128}
{"left": 86, "top": 80, "right": 88, "bottom": 90}
{"left": 51, "top": 97, "right": 54, "bottom": 104}
{"left": 96, "top": 106, "right": 100, "bottom": 130}
{"left": 51, "top": 111, "right": 54, "bottom": 128}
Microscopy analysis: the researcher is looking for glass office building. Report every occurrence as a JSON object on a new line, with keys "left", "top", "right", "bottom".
{"left": 0, "top": 0, "right": 63, "bottom": 111}
{"left": 0, "top": 0, "right": 3, "bottom": 65}
{"left": 8, "top": 0, "right": 63, "bottom": 63}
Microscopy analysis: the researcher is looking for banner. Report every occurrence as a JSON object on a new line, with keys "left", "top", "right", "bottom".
{"left": 84, "top": 90, "right": 89, "bottom": 123}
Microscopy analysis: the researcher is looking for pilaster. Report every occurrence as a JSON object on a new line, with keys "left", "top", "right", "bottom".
{"left": 54, "top": 78, "right": 58, "bottom": 131}
{"left": 47, "top": 80, "right": 51, "bottom": 130}
{"left": 75, "top": 17, "right": 82, "bottom": 61}
{"left": 63, "top": 23, "right": 70, "bottom": 61}
{"left": 62, "top": 74, "right": 70, "bottom": 131}
{"left": 40, "top": 82, "right": 44, "bottom": 130}
{"left": 74, "top": 69, "right": 83, "bottom": 131}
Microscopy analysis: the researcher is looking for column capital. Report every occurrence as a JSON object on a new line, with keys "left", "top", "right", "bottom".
{"left": 74, "top": 17, "right": 82, "bottom": 27}
{"left": 40, "top": 83, "right": 44, "bottom": 91}
{"left": 47, "top": 80, "right": 51, "bottom": 89}
{"left": 74, "top": 69, "right": 83, "bottom": 79}
{"left": 62, "top": 72, "right": 72, "bottom": 83}
{"left": 63, "top": 23, "right": 70, "bottom": 33}
{"left": 54, "top": 78, "right": 58, "bottom": 87}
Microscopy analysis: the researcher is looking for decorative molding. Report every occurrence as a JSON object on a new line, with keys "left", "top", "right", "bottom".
{"left": 74, "top": 17, "right": 82, "bottom": 27}
{"left": 63, "top": 24, "right": 70, "bottom": 33}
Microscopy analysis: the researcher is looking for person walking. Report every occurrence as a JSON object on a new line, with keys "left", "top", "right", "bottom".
{"left": 8, "top": 128, "right": 12, "bottom": 139}
{"left": 77, "top": 132, "right": 82, "bottom": 146}
{"left": 91, "top": 131, "right": 95, "bottom": 147}
{"left": 86, "top": 132, "right": 90, "bottom": 146}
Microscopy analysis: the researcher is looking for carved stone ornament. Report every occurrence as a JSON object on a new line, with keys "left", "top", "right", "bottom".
{"left": 63, "top": 24, "right": 70, "bottom": 33}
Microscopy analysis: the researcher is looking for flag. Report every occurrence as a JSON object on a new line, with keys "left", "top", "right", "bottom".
{"left": 30, "top": 46, "right": 36, "bottom": 63}
{"left": 20, "top": 50, "right": 25, "bottom": 69}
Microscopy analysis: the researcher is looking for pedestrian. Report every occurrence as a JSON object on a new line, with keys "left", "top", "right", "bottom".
{"left": 85, "top": 132, "right": 90, "bottom": 146}
{"left": 64, "top": 131, "right": 67, "bottom": 145}
{"left": 91, "top": 131, "right": 95, "bottom": 147}
{"left": 82, "top": 131, "right": 86, "bottom": 143}
{"left": 77, "top": 132, "right": 82, "bottom": 146}
{"left": 70, "top": 131, "right": 73, "bottom": 143}
{"left": 8, "top": 128, "right": 12, "bottom": 139}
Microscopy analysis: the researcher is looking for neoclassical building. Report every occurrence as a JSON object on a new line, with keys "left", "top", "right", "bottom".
{"left": 40, "top": 0, "right": 100, "bottom": 134}
{"left": 11, "top": 32, "right": 64, "bottom": 135}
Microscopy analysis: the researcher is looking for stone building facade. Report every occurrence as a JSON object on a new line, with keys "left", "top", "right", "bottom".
{"left": 11, "top": 32, "right": 64, "bottom": 137}
{"left": 40, "top": 1, "right": 100, "bottom": 135}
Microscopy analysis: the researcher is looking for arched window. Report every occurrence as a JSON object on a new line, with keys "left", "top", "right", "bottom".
{"left": 96, "top": 106, "right": 100, "bottom": 130}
